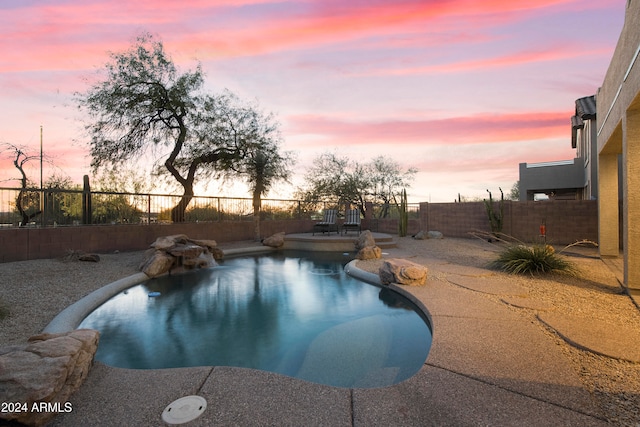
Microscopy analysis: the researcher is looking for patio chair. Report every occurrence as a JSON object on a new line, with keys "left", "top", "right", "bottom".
{"left": 342, "top": 209, "right": 361, "bottom": 235}
{"left": 313, "top": 209, "right": 338, "bottom": 235}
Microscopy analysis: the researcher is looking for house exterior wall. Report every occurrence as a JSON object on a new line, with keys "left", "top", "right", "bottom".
{"left": 597, "top": 0, "right": 640, "bottom": 289}
{"left": 576, "top": 118, "right": 599, "bottom": 199}
{"left": 518, "top": 159, "right": 586, "bottom": 201}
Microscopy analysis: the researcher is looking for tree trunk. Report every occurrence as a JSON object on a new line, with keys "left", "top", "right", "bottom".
{"left": 253, "top": 191, "right": 261, "bottom": 241}
{"left": 171, "top": 190, "right": 193, "bottom": 223}
{"left": 16, "top": 189, "right": 41, "bottom": 227}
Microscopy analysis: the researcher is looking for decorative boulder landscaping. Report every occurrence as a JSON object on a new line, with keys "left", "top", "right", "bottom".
{"left": 379, "top": 258, "right": 428, "bottom": 286}
{"left": 355, "top": 230, "right": 381, "bottom": 260}
{"left": 262, "top": 232, "right": 286, "bottom": 248}
{"left": 413, "top": 230, "right": 444, "bottom": 240}
{"left": 0, "top": 329, "right": 99, "bottom": 427}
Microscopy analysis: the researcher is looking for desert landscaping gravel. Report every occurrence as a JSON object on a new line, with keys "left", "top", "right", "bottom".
{"left": 1, "top": 237, "right": 639, "bottom": 425}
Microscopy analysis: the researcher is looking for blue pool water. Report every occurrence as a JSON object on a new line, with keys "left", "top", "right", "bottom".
{"left": 79, "top": 251, "right": 432, "bottom": 388}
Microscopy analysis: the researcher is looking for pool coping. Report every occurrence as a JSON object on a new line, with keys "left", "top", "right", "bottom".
{"left": 344, "top": 260, "right": 434, "bottom": 331}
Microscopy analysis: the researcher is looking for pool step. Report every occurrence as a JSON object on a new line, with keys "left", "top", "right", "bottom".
{"left": 283, "top": 232, "right": 397, "bottom": 252}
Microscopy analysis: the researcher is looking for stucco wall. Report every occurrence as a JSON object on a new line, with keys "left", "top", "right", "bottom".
{"left": 597, "top": 0, "right": 640, "bottom": 148}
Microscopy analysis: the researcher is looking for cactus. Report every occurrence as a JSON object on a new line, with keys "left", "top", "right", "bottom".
{"left": 398, "top": 188, "right": 409, "bottom": 237}
{"left": 484, "top": 188, "right": 504, "bottom": 236}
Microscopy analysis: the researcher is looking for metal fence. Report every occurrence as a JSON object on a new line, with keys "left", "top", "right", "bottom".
{"left": 0, "top": 187, "right": 419, "bottom": 228}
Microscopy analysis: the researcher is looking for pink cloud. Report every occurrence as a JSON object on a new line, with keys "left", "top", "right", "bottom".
{"left": 285, "top": 111, "right": 570, "bottom": 145}
{"left": 0, "top": 0, "right": 612, "bottom": 73}
{"left": 357, "top": 45, "right": 615, "bottom": 76}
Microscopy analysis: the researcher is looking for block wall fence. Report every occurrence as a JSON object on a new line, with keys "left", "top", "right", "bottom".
{"left": 0, "top": 200, "right": 598, "bottom": 263}
{"left": 420, "top": 200, "right": 598, "bottom": 244}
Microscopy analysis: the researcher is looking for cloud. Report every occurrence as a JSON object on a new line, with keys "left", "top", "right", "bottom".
{"left": 357, "top": 45, "right": 614, "bottom": 76}
{"left": 0, "top": 0, "right": 587, "bottom": 73}
{"left": 285, "top": 111, "right": 569, "bottom": 145}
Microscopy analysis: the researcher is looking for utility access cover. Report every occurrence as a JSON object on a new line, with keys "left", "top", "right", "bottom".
{"left": 161, "top": 395, "right": 207, "bottom": 425}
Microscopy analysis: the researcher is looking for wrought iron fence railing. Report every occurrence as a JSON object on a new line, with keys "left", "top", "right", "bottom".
{"left": 0, "top": 187, "right": 420, "bottom": 228}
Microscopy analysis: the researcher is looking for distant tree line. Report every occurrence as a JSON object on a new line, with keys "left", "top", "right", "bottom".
{"left": 294, "top": 152, "right": 417, "bottom": 218}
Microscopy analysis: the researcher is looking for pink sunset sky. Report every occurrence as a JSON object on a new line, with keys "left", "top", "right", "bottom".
{"left": 0, "top": 0, "right": 625, "bottom": 202}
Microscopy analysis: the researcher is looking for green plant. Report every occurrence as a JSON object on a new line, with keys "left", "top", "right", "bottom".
{"left": 484, "top": 188, "right": 504, "bottom": 236}
{"left": 490, "top": 244, "right": 578, "bottom": 276}
{"left": 396, "top": 188, "right": 409, "bottom": 237}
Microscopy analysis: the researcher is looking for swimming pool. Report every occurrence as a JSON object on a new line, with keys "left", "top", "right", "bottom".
{"left": 79, "top": 251, "right": 432, "bottom": 388}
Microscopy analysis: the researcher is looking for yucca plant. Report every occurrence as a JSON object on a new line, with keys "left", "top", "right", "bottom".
{"left": 490, "top": 244, "right": 578, "bottom": 276}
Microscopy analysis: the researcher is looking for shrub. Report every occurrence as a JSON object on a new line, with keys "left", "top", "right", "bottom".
{"left": 490, "top": 244, "right": 577, "bottom": 276}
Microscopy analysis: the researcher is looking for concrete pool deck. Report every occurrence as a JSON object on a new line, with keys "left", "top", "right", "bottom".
{"left": 47, "top": 242, "right": 633, "bottom": 426}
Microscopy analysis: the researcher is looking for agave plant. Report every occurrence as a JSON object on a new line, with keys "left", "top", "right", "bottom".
{"left": 490, "top": 244, "right": 577, "bottom": 276}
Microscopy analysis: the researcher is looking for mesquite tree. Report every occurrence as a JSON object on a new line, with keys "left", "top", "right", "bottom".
{"left": 77, "top": 33, "right": 277, "bottom": 221}
{"left": 1, "top": 143, "right": 44, "bottom": 226}
{"left": 296, "top": 153, "right": 416, "bottom": 217}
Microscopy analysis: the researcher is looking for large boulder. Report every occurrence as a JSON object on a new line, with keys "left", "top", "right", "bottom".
{"left": 263, "top": 232, "right": 285, "bottom": 248}
{"left": 182, "top": 251, "right": 216, "bottom": 269}
{"left": 427, "top": 230, "right": 444, "bottom": 239}
{"left": 355, "top": 230, "right": 376, "bottom": 250}
{"left": 413, "top": 230, "right": 444, "bottom": 240}
{"left": 168, "top": 243, "right": 205, "bottom": 259}
{"left": 379, "top": 258, "right": 428, "bottom": 286}
{"left": 210, "top": 247, "right": 225, "bottom": 260}
{"left": 412, "top": 230, "right": 427, "bottom": 240}
{"left": 150, "top": 234, "right": 189, "bottom": 251}
{"left": 0, "top": 329, "right": 99, "bottom": 427}
{"left": 187, "top": 238, "right": 218, "bottom": 251}
{"left": 356, "top": 245, "right": 382, "bottom": 260}
{"left": 139, "top": 250, "right": 176, "bottom": 277}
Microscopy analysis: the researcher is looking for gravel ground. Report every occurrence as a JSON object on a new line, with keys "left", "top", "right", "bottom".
{"left": 359, "top": 236, "right": 640, "bottom": 426}
{"left": 1, "top": 237, "right": 639, "bottom": 425}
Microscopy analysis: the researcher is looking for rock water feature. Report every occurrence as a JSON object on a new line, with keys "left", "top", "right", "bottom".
{"left": 138, "top": 234, "right": 223, "bottom": 277}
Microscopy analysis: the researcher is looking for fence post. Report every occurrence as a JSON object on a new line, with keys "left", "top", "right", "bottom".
{"left": 147, "top": 194, "right": 151, "bottom": 225}
{"left": 41, "top": 190, "right": 48, "bottom": 227}
{"left": 82, "top": 175, "right": 92, "bottom": 225}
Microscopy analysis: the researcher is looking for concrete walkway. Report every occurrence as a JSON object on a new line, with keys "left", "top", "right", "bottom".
{"left": 48, "top": 250, "right": 635, "bottom": 426}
